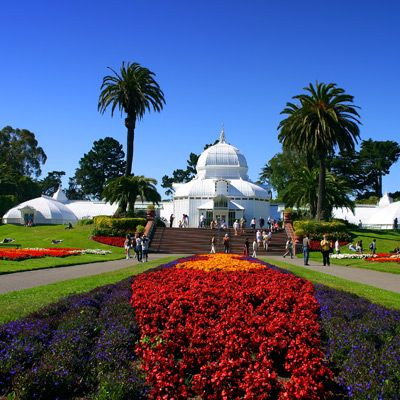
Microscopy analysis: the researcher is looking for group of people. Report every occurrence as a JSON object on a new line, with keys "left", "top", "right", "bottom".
{"left": 123, "top": 233, "right": 149, "bottom": 262}
{"left": 348, "top": 239, "right": 377, "bottom": 254}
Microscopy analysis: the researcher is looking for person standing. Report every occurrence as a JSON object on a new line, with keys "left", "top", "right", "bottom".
{"left": 335, "top": 238, "right": 341, "bottom": 254}
{"left": 283, "top": 238, "right": 293, "bottom": 259}
{"left": 256, "top": 230, "right": 262, "bottom": 248}
{"left": 369, "top": 238, "right": 377, "bottom": 255}
{"left": 124, "top": 234, "right": 132, "bottom": 260}
{"left": 251, "top": 217, "right": 256, "bottom": 231}
{"left": 320, "top": 234, "right": 331, "bottom": 266}
{"left": 259, "top": 217, "right": 265, "bottom": 229}
{"left": 141, "top": 235, "right": 149, "bottom": 262}
{"left": 135, "top": 234, "right": 143, "bottom": 262}
{"left": 199, "top": 213, "right": 205, "bottom": 228}
{"left": 394, "top": 217, "right": 398, "bottom": 230}
{"left": 252, "top": 239, "right": 258, "bottom": 257}
{"left": 244, "top": 238, "right": 250, "bottom": 256}
{"left": 303, "top": 234, "right": 310, "bottom": 265}
{"left": 233, "top": 219, "right": 239, "bottom": 235}
{"left": 223, "top": 234, "right": 230, "bottom": 253}
{"left": 210, "top": 219, "right": 216, "bottom": 229}
{"left": 210, "top": 236, "right": 216, "bottom": 253}
{"left": 169, "top": 214, "right": 174, "bottom": 228}
{"left": 262, "top": 231, "right": 269, "bottom": 251}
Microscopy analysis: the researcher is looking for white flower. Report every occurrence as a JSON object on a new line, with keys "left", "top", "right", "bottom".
{"left": 330, "top": 253, "right": 376, "bottom": 259}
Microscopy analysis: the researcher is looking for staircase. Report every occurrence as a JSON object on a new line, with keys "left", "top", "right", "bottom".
{"left": 150, "top": 227, "right": 288, "bottom": 255}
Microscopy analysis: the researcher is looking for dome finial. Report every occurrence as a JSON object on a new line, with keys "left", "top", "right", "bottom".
{"left": 219, "top": 124, "right": 226, "bottom": 143}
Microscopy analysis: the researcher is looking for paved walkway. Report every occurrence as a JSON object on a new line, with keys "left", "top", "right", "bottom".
{"left": 0, "top": 254, "right": 188, "bottom": 294}
{"left": 265, "top": 255, "right": 400, "bottom": 293}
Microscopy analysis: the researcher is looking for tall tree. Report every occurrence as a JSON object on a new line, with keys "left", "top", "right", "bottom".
{"left": 65, "top": 177, "right": 86, "bottom": 200}
{"left": 358, "top": 139, "right": 400, "bottom": 197}
{"left": 278, "top": 82, "right": 361, "bottom": 220}
{"left": 0, "top": 126, "right": 47, "bottom": 177}
{"left": 102, "top": 175, "right": 161, "bottom": 215}
{"left": 40, "top": 171, "right": 66, "bottom": 196}
{"left": 98, "top": 62, "right": 165, "bottom": 176}
{"left": 74, "top": 137, "right": 126, "bottom": 199}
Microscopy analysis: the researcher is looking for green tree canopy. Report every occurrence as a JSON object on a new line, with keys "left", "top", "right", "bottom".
{"left": 98, "top": 62, "right": 165, "bottom": 176}
{"left": 0, "top": 126, "right": 47, "bottom": 177}
{"left": 102, "top": 175, "right": 161, "bottom": 215}
{"left": 73, "top": 137, "right": 126, "bottom": 199}
{"left": 278, "top": 82, "right": 361, "bottom": 220}
{"left": 40, "top": 171, "right": 66, "bottom": 196}
{"left": 65, "top": 177, "right": 86, "bottom": 200}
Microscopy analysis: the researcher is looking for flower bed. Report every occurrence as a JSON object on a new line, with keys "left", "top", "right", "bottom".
{"left": 0, "top": 279, "right": 146, "bottom": 399}
{"left": 366, "top": 253, "right": 400, "bottom": 263}
{"left": 330, "top": 253, "right": 377, "bottom": 260}
{"left": 92, "top": 235, "right": 125, "bottom": 247}
{"left": 132, "top": 254, "right": 333, "bottom": 399}
{"left": 0, "top": 248, "right": 111, "bottom": 261}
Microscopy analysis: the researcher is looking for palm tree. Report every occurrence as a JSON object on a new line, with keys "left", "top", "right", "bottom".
{"left": 98, "top": 62, "right": 165, "bottom": 176}
{"left": 102, "top": 175, "right": 161, "bottom": 215}
{"left": 282, "top": 167, "right": 354, "bottom": 218}
{"left": 278, "top": 82, "right": 360, "bottom": 220}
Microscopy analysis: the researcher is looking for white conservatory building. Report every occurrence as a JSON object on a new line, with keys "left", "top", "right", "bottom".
{"left": 160, "top": 129, "right": 273, "bottom": 227}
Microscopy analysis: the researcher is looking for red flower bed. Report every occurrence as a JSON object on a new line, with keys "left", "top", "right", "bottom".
{"left": 92, "top": 235, "right": 125, "bottom": 247}
{"left": 131, "top": 257, "right": 333, "bottom": 399}
{"left": 366, "top": 253, "right": 400, "bottom": 263}
{"left": 0, "top": 248, "right": 80, "bottom": 261}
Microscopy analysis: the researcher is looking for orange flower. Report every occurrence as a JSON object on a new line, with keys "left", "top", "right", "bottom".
{"left": 175, "top": 253, "right": 265, "bottom": 272}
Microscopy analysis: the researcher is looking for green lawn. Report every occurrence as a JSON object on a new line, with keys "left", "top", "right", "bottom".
{"left": 0, "top": 255, "right": 177, "bottom": 324}
{"left": 263, "top": 257, "right": 400, "bottom": 310}
{"left": 0, "top": 224, "right": 125, "bottom": 274}
{"left": 299, "top": 229, "right": 400, "bottom": 274}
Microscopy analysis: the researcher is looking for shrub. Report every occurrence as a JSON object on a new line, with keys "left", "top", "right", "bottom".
{"left": 293, "top": 220, "right": 352, "bottom": 241}
{"left": 93, "top": 217, "right": 146, "bottom": 236}
{"left": 136, "top": 225, "right": 145, "bottom": 234}
{"left": 0, "top": 195, "right": 17, "bottom": 218}
{"left": 78, "top": 218, "right": 94, "bottom": 225}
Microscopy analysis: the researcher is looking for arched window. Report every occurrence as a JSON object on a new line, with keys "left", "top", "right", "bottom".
{"left": 214, "top": 195, "right": 228, "bottom": 209}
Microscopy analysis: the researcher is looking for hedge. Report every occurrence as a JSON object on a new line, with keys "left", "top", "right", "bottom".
{"left": 293, "top": 220, "right": 352, "bottom": 241}
{"left": 93, "top": 217, "right": 147, "bottom": 237}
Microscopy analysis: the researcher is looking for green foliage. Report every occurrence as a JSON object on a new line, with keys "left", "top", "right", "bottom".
{"left": 293, "top": 219, "right": 351, "bottom": 240}
{"left": 0, "top": 195, "right": 18, "bottom": 217}
{"left": 102, "top": 175, "right": 160, "bottom": 214}
{"left": 278, "top": 82, "right": 360, "bottom": 220}
{"left": 0, "top": 126, "right": 47, "bottom": 178}
{"left": 355, "top": 196, "right": 379, "bottom": 205}
{"left": 77, "top": 218, "right": 94, "bottom": 226}
{"left": 98, "top": 62, "right": 165, "bottom": 176}
{"left": 65, "top": 177, "right": 86, "bottom": 200}
{"left": 73, "top": 137, "right": 126, "bottom": 199}
{"left": 93, "top": 217, "right": 146, "bottom": 236}
{"left": 40, "top": 171, "right": 65, "bottom": 196}
{"left": 136, "top": 225, "right": 145, "bottom": 234}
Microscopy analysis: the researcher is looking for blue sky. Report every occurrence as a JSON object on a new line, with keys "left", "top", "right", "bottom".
{"left": 1, "top": 0, "right": 399, "bottom": 197}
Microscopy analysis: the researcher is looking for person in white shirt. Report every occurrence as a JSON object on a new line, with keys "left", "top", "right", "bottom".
{"left": 233, "top": 220, "right": 239, "bottom": 235}
{"left": 256, "top": 230, "right": 262, "bottom": 248}
{"left": 252, "top": 239, "right": 257, "bottom": 257}
{"left": 199, "top": 213, "right": 205, "bottom": 228}
{"left": 251, "top": 218, "right": 256, "bottom": 231}
{"left": 262, "top": 231, "right": 269, "bottom": 251}
{"left": 335, "top": 239, "right": 340, "bottom": 254}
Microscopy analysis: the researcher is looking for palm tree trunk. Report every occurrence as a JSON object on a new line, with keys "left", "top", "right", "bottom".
{"left": 125, "top": 116, "right": 136, "bottom": 176}
{"left": 316, "top": 156, "right": 326, "bottom": 221}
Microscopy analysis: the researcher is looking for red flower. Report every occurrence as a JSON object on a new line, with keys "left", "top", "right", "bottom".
{"left": 92, "top": 236, "right": 125, "bottom": 247}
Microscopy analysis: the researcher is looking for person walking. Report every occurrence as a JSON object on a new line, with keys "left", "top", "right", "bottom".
{"left": 283, "top": 238, "right": 293, "bottom": 259}
{"left": 256, "top": 230, "right": 262, "bottom": 248}
{"left": 244, "top": 238, "right": 250, "bottom": 256}
{"left": 240, "top": 217, "right": 245, "bottom": 233}
{"left": 320, "top": 234, "right": 331, "bottom": 266}
{"left": 223, "top": 234, "right": 230, "bottom": 253}
{"left": 210, "top": 236, "right": 216, "bottom": 253}
{"left": 141, "top": 235, "right": 149, "bottom": 262}
{"left": 169, "top": 214, "right": 174, "bottom": 228}
{"left": 124, "top": 234, "right": 132, "bottom": 260}
{"left": 252, "top": 239, "right": 258, "bottom": 257}
{"left": 210, "top": 219, "right": 216, "bottom": 229}
{"left": 251, "top": 217, "right": 256, "bottom": 231}
{"left": 233, "top": 219, "right": 239, "bottom": 235}
{"left": 303, "top": 234, "right": 310, "bottom": 265}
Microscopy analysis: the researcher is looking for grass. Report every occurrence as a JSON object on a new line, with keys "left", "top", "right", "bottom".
{"left": 263, "top": 257, "right": 400, "bottom": 310}
{"left": 0, "top": 255, "right": 177, "bottom": 324}
{"left": 0, "top": 224, "right": 125, "bottom": 274}
{"left": 299, "top": 229, "right": 400, "bottom": 274}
